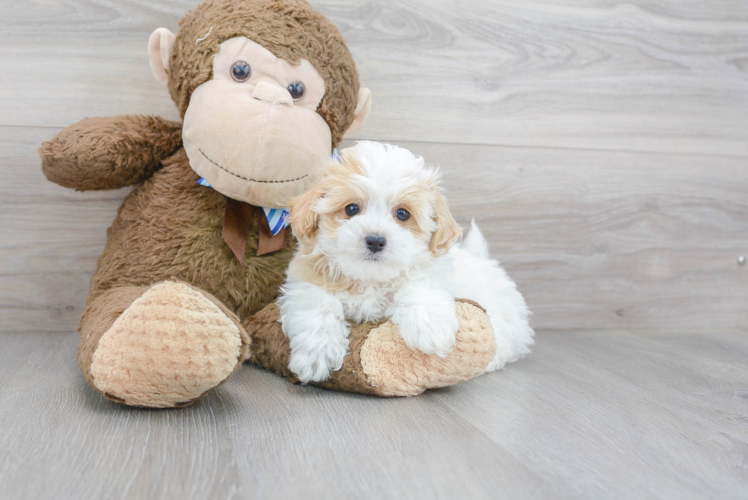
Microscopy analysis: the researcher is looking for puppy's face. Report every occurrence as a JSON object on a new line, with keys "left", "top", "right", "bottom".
{"left": 290, "top": 141, "right": 461, "bottom": 283}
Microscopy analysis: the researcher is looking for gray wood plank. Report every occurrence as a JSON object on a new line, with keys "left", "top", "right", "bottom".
{"left": 0, "top": 329, "right": 746, "bottom": 499}
{"left": 0, "top": 332, "right": 46, "bottom": 386}
{"left": 434, "top": 330, "right": 748, "bottom": 499}
{"left": 0, "top": 332, "right": 245, "bottom": 500}
{"left": 0, "top": 331, "right": 557, "bottom": 500}
{"left": 3, "top": 127, "right": 746, "bottom": 332}
{"left": 222, "top": 368, "right": 560, "bottom": 500}
{"left": 1, "top": 0, "right": 746, "bottom": 155}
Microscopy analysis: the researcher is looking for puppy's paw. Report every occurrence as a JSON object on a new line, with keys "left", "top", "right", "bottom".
{"left": 287, "top": 320, "right": 350, "bottom": 383}
{"left": 289, "top": 335, "right": 349, "bottom": 383}
{"left": 395, "top": 304, "right": 459, "bottom": 358}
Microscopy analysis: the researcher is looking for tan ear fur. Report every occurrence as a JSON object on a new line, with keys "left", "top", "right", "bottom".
{"left": 148, "top": 28, "right": 176, "bottom": 86}
{"left": 430, "top": 191, "right": 462, "bottom": 256}
{"left": 342, "top": 88, "right": 372, "bottom": 138}
{"left": 289, "top": 188, "right": 324, "bottom": 241}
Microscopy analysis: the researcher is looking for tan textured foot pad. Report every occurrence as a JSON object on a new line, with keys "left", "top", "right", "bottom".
{"left": 360, "top": 301, "right": 497, "bottom": 397}
{"left": 90, "top": 282, "right": 244, "bottom": 408}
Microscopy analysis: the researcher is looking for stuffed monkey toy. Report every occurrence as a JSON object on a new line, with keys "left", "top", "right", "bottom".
{"left": 39, "top": 0, "right": 498, "bottom": 408}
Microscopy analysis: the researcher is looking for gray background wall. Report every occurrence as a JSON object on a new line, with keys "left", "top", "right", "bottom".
{"left": 2, "top": 0, "right": 746, "bottom": 335}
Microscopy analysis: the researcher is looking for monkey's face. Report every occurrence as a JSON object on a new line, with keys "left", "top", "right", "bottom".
{"left": 181, "top": 37, "right": 333, "bottom": 208}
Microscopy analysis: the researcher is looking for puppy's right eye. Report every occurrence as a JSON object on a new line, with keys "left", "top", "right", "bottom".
{"left": 345, "top": 203, "right": 360, "bottom": 217}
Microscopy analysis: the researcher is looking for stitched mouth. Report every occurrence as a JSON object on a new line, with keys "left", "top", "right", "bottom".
{"left": 199, "top": 148, "right": 309, "bottom": 184}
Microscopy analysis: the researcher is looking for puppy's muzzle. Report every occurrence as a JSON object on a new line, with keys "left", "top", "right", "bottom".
{"left": 365, "top": 234, "right": 387, "bottom": 253}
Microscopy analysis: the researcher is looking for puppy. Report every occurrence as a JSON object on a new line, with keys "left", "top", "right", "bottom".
{"left": 278, "top": 141, "right": 534, "bottom": 383}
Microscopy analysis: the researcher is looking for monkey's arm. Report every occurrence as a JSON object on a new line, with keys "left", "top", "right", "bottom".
{"left": 40, "top": 115, "right": 182, "bottom": 190}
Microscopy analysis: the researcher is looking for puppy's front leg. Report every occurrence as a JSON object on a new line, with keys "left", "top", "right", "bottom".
{"left": 278, "top": 280, "right": 350, "bottom": 383}
{"left": 388, "top": 283, "right": 459, "bottom": 358}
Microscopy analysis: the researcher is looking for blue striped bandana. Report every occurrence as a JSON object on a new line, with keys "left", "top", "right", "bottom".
{"left": 197, "top": 176, "right": 289, "bottom": 236}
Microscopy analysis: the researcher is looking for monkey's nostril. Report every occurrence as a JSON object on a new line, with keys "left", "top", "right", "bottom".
{"left": 365, "top": 234, "right": 386, "bottom": 253}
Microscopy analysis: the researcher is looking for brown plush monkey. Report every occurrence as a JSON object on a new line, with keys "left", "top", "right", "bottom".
{"left": 39, "top": 0, "right": 497, "bottom": 408}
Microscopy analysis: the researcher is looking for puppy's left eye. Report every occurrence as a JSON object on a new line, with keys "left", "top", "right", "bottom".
{"left": 396, "top": 208, "right": 410, "bottom": 221}
{"left": 345, "top": 203, "right": 360, "bottom": 217}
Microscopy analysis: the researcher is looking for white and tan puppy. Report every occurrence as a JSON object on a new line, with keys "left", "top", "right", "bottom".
{"left": 278, "top": 141, "right": 534, "bottom": 383}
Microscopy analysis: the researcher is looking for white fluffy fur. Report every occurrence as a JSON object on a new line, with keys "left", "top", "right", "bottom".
{"left": 279, "top": 141, "right": 534, "bottom": 383}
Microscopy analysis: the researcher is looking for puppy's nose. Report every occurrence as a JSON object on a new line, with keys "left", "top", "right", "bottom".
{"left": 365, "top": 234, "right": 387, "bottom": 253}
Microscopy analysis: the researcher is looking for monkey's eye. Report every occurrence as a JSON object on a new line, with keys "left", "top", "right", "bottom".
{"left": 287, "top": 81, "right": 305, "bottom": 100}
{"left": 345, "top": 203, "right": 360, "bottom": 217}
{"left": 396, "top": 208, "right": 410, "bottom": 221}
{"left": 230, "top": 61, "right": 251, "bottom": 82}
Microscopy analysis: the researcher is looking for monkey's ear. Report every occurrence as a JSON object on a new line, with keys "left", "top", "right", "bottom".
{"left": 148, "top": 28, "right": 177, "bottom": 86}
{"left": 430, "top": 191, "right": 462, "bottom": 257}
{"left": 343, "top": 88, "right": 372, "bottom": 138}
{"left": 289, "top": 189, "right": 323, "bottom": 242}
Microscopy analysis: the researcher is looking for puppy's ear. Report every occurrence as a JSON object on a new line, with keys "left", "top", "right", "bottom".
{"left": 430, "top": 191, "right": 462, "bottom": 256}
{"left": 290, "top": 188, "right": 323, "bottom": 241}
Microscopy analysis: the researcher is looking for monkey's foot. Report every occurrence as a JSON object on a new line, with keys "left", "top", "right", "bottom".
{"left": 353, "top": 301, "right": 496, "bottom": 396}
{"left": 89, "top": 281, "right": 247, "bottom": 408}
{"left": 247, "top": 300, "right": 496, "bottom": 397}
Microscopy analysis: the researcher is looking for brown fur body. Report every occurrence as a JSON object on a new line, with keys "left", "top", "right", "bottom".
{"left": 87, "top": 146, "right": 295, "bottom": 318}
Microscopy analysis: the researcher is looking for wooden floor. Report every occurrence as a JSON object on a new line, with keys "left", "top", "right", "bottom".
{"left": 0, "top": 329, "right": 746, "bottom": 499}
{"left": 1, "top": 0, "right": 747, "bottom": 498}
